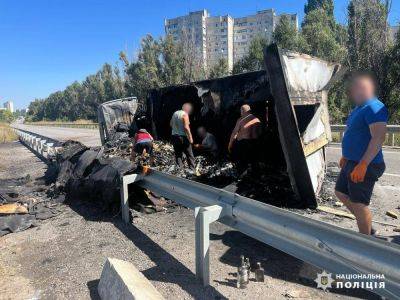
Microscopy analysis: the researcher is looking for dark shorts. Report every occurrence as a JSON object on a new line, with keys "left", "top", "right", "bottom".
{"left": 232, "top": 139, "right": 259, "bottom": 162}
{"left": 134, "top": 141, "right": 153, "bottom": 155}
{"left": 335, "top": 160, "right": 385, "bottom": 205}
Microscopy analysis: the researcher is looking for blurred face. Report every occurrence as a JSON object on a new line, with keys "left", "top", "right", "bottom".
{"left": 350, "top": 77, "right": 375, "bottom": 105}
{"left": 182, "top": 103, "right": 193, "bottom": 115}
{"left": 240, "top": 104, "right": 251, "bottom": 117}
{"left": 197, "top": 127, "right": 206, "bottom": 138}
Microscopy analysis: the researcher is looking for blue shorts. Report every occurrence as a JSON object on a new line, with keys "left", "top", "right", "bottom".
{"left": 335, "top": 160, "right": 385, "bottom": 205}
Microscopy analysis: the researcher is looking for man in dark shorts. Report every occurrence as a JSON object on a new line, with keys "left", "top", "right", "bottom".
{"left": 335, "top": 73, "right": 388, "bottom": 235}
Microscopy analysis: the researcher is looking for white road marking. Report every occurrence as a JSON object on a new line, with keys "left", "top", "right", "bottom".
{"left": 383, "top": 173, "right": 400, "bottom": 178}
{"left": 327, "top": 147, "right": 400, "bottom": 155}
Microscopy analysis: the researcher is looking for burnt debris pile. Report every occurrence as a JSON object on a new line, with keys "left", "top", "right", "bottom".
{"left": 52, "top": 140, "right": 134, "bottom": 210}
{"left": 0, "top": 174, "right": 64, "bottom": 237}
{"left": 49, "top": 128, "right": 297, "bottom": 217}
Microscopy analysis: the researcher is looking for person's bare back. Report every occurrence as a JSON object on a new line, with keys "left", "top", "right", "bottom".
{"left": 236, "top": 114, "right": 261, "bottom": 141}
{"left": 228, "top": 104, "right": 261, "bottom": 152}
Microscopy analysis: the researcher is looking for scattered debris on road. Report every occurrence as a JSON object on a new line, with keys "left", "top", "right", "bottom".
{"left": 386, "top": 210, "right": 399, "bottom": 219}
{"left": 0, "top": 175, "right": 64, "bottom": 236}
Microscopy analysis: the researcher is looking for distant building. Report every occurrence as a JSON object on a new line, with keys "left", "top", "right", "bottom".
{"left": 390, "top": 25, "right": 399, "bottom": 42}
{"left": 3, "top": 101, "right": 14, "bottom": 113}
{"left": 165, "top": 8, "right": 298, "bottom": 71}
{"left": 206, "top": 14, "right": 234, "bottom": 70}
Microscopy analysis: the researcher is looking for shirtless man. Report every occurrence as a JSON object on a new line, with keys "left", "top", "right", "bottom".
{"left": 228, "top": 104, "right": 262, "bottom": 172}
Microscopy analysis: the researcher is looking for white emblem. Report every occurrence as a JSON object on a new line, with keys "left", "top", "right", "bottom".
{"left": 315, "top": 270, "right": 334, "bottom": 291}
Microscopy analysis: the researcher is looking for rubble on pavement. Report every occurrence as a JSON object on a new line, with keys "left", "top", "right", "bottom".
{"left": 49, "top": 130, "right": 299, "bottom": 218}
{"left": 0, "top": 175, "right": 64, "bottom": 236}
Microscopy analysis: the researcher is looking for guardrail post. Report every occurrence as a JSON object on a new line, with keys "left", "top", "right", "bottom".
{"left": 195, "top": 205, "right": 223, "bottom": 287}
{"left": 390, "top": 133, "right": 395, "bottom": 147}
{"left": 39, "top": 140, "right": 46, "bottom": 155}
{"left": 120, "top": 174, "right": 139, "bottom": 224}
{"left": 45, "top": 143, "right": 54, "bottom": 158}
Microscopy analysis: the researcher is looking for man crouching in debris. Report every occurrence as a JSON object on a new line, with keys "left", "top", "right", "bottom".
{"left": 193, "top": 126, "right": 219, "bottom": 159}
{"left": 131, "top": 129, "right": 154, "bottom": 162}
{"left": 228, "top": 104, "right": 262, "bottom": 173}
{"left": 170, "top": 103, "right": 196, "bottom": 170}
{"left": 335, "top": 73, "right": 388, "bottom": 235}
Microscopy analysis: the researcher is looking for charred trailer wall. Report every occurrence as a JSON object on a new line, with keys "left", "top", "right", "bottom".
{"left": 146, "top": 71, "right": 284, "bottom": 165}
{"left": 145, "top": 45, "right": 343, "bottom": 209}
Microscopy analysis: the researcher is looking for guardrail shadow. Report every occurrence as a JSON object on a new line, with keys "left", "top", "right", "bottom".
{"left": 68, "top": 197, "right": 382, "bottom": 300}
{"left": 67, "top": 200, "right": 228, "bottom": 300}
{"left": 211, "top": 230, "right": 380, "bottom": 299}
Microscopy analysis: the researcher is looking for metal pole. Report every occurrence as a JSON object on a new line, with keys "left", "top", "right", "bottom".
{"left": 195, "top": 205, "right": 223, "bottom": 286}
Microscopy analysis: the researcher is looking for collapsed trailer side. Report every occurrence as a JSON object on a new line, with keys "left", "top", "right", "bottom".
{"left": 264, "top": 44, "right": 344, "bottom": 208}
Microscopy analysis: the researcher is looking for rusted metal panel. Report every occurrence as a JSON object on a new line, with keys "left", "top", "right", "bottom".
{"left": 264, "top": 44, "right": 344, "bottom": 206}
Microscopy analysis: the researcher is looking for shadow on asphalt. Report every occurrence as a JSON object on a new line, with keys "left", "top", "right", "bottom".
{"left": 68, "top": 200, "right": 228, "bottom": 300}
{"left": 68, "top": 198, "right": 381, "bottom": 300}
{"left": 210, "top": 230, "right": 380, "bottom": 299}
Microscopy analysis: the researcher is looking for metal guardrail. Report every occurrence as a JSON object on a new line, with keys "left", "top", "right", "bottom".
{"left": 13, "top": 128, "right": 62, "bottom": 160}
{"left": 331, "top": 124, "right": 400, "bottom": 146}
{"left": 12, "top": 128, "right": 400, "bottom": 298}
{"left": 123, "top": 169, "right": 400, "bottom": 298}
{"left": 24, "top": 122, "right": 99, "bottom": 129}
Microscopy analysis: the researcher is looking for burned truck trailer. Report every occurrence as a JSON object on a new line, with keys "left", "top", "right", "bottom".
{"left": 147, "top": 45, "right": 344, "bottom": 208}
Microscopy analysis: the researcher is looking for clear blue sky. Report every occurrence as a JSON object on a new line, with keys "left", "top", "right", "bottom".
{"left": 1, "top": 0, "right": 399, "bottom": 110}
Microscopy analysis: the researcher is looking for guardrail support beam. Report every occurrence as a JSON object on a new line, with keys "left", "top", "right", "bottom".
{"left": 120, "top": 174, "right": 140, "bottom": 224}
{"left": 195, "top": 205, "right": 223, "bottom": 287}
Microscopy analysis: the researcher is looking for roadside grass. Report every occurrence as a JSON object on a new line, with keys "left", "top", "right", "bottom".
{"left": 24, "top": 119, "right": 98, "bottom": 129}
{"left": 0, "top": 123, "right": 17, "bottom": 143}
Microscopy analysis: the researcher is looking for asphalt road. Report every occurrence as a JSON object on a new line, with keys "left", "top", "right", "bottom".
{"left": 0, "top": 137, "right": 379, "bottom": 300}
{"left": 326, "top": 144, "right": 400, "bottom": 185}
{"left": 14, "top": 124, "right": 101, "bottom": 147}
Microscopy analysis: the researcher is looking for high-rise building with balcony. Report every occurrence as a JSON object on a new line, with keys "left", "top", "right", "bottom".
{"left": 165, "top": 8, "right": 298, "bottom": 72}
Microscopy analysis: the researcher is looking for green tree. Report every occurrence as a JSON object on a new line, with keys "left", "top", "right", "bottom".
{"left": 273, "top": 15, "right": 307, "bottom": 52}
{"left": 208, "top": 59, "right": 229, "bottom": 79}
{"left": 122, "top": 35, "right": 162, "bottom": 101}
{"left": 384, "top": 26, "right": 400, "bottom": 123}
{"left": 0, "top": 110, "right": 14, "bottom": 123}
{"left": 347, "top": 0, "right": 398, "bottom": 121}
{"left": 160, "top": 35, "right": 185, "bottom": 85}
{"left": 232, "top": 36, "right": 268, "bottom": 74}
{"left": 301, "top": 8, "right": 347, "bottom": 62}
{"left": 304, "top": 0, "right": 334, "bottom": 17}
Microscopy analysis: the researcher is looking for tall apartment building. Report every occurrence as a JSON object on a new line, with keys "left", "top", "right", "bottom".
{"left": 206, "top": 15, "right": 234, "bottom": 69}
{"left": 3, "top": 101, "right": 14, "bottom": 113}
{"left": 165, "top": 10, "right": 209, "bottom": 69}
{"left": 165, "top": 9, "right": 298, "bottom": 71}
{"left": 390, "top": 25, "right": 399, "bottom": 42}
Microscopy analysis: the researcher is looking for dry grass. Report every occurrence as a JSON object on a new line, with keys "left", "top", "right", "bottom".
{"left": 0, "top": 123, "right": 17, "bottom": 143}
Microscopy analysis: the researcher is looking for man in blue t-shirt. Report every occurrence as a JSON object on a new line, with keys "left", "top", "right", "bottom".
{"left": 335, "top": 73, "right": 388, "bottom": 235}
